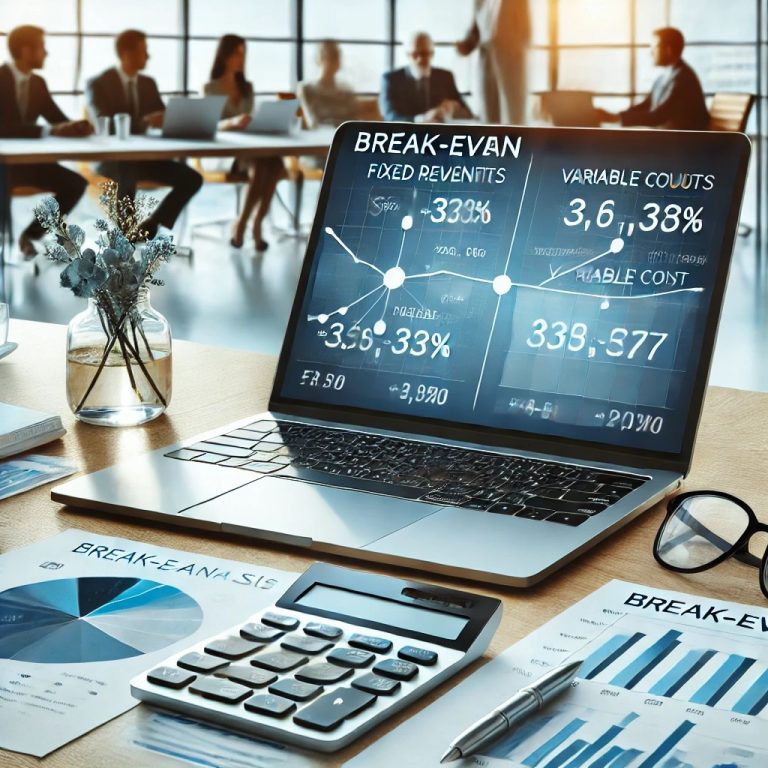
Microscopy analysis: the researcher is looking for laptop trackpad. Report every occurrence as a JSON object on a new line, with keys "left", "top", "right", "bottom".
{"left": 184, "top": 476, "right": 437, "bottom": 548}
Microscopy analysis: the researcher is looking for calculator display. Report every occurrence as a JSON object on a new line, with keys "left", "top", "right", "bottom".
{"left": 296, "top": 584, "right": 468, "bottom": 640}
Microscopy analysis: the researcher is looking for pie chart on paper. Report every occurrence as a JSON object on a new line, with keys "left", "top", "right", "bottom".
{"left": 0, "top": 577, "right": 203, "bottom": 663}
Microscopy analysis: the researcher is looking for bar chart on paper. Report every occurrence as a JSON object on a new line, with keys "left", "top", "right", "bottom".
{"left": 577, "top": 616, "right": 768, "bottom": 717}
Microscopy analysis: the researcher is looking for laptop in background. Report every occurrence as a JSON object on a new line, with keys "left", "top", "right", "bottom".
{"left": 161, "top": 96, "right": 227, "bottom": 140}
{"left": 542, "top": 90, "right": 599, "bottom": 127}
{"left": 245, "top": 99, "right": 300, "bottom": 135}
{"left": 52, "top": 124, "right": 750, "bottom": 587}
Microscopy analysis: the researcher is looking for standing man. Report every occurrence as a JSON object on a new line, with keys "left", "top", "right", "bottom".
{"left": 457, "top": 0, "right": 531, "bottom": 125}
{"left": 86, "top": 29, "right": 202, "bottom": 238}
{"left": 380, "top": 31, "right": 472, "bottom": 123}
{"left": 0, "top": 25, "right": 91, "bottom": 257}
{"left": 596, "top": 28, "right": 708, "bottom": 130}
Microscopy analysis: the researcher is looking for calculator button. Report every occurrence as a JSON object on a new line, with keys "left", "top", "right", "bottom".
{"left": 251, "top": 650, "right": 308, "bottom": 672}
{"left": 293, "top": 687, "right": 376, "bottom": 732}
{"left": 351, "top": 673, "right": 401, "bottom": 696}
{"left": 189, "top": 677, "right": 253, "bottom": 704}
{"left": 373, "top": 658, "right": 419, "bottom": 681}
{"left": 349, "top": 633, "right": 393, "bottom": 653}
{"left": 205, "top": 636, "right": 261, "bottom": 660}
{"left": 280, "top": 636, "right": 334, "bottom": 655}
{"left": 244, "top": 693, "right": 296, "bottom": 718}
{"left": 177, "top": 652, "right": 229, "bottom": 673}
{"left": 398, "top": 646, "right": 438, "bottom": 666}
{"left": 295, "top": 662, "right": 354, "bottom": 685}
{"left": 240, "top": 623, "right": 284, "bottom": 643}
{"left": 147, "top": 666, "right": 196, "bottom": 689}
{"left": 221, "top": 664, "right": 277, "bottom": 688}
{"left": 268, "top": 678, "right": 323, "bottom": 702}
{"left": 261, "top": 612, "right": 300, "bottom": 630}
{"left": 327, "top": 647, "right": 375, "bottom": 669}
{"left": 304, "top": 622, "right": 343, "bottom": 640}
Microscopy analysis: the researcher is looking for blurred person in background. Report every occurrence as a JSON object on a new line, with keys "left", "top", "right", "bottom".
{"left": 380, "top": 31, "right": 472, "bottom": 123}
{"left": 596, "top": 27, "right": 708, "bottom": 130}
{"left": 205, "top": 34, "right": 285, "bottom": 251}
{"left": 87, "top": 29, "right": 203, "bottom": 239}
{"left": 457, "top": 0, "right": 530, "bottom": 124}
{"left": 298, "top": 40, "right": 358, "bottom": 129}
{"left": 0, "top": 25, "right": 91, "bottom": 258}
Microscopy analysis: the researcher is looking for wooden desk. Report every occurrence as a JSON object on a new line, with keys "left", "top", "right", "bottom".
{"left": 1, "top": 319, "right": 766, "bottom": 767}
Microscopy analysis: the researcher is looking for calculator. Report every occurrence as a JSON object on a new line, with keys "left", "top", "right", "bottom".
{"left": 131, "top": 563, "right": 502, "bottom": 752}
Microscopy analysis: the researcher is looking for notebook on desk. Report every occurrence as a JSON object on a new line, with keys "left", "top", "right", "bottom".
{"left": 245, "top": 99, "right": 299, "bottom": 134}
{"left": 541, "top": 90, "right": 600, "bottom": 127}
{"left": 52, "top": 123, "right": 750, "bottom": 587}
{"left": 161, "top": 95, "right": 227, "bottom": 140}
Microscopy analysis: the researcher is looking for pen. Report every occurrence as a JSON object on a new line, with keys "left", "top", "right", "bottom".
{"left": 439, "top": 658, "right": 583, "bottom": 764}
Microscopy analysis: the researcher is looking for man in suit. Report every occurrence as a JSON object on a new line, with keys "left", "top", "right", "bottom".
{"left": 380, "top": 32, "right": 472, "bottom": 123}
{"left": 86, "top": 29, "right": 202, "bottom": 238}
{"left": 596, "top": 27, "right": 708, "bottom": 130}
{"left": 457, "top": 0, "right": 530, "bottom": 125}
{"left": 0, "top": 25, "right": 91, "bottom": 257}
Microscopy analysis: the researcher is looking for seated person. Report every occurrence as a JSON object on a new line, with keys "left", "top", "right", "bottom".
{"left": 204, "top": 34, "right": 284, "bottom": 251}
{"left": 596, "top": 27, "right": 708, "bottom": 130}
{"left": 0, "top": 25, "right": 91, "bottom": 258}
{"left": 86, "top": 29, "right": 202, "bottom": 239}
{"left": 298, "top": 40, "right": 358, "bottom": 128}
{"left": 380, "top": 31, "right": 472, "bottom": 123}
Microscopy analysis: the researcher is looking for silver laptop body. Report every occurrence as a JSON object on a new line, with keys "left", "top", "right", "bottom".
{"left": 245, "top": 99, "right": 299, "bottom": 134}
{"left": 161, "top": 96, "right": 227, "bottom": 140}
{"left": 53, "top": 124, "right": 750, "bottom": 587}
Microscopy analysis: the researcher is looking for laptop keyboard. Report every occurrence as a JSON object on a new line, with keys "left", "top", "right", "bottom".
{"left": 166, "top": 420, "right": 647, "bottom": 528}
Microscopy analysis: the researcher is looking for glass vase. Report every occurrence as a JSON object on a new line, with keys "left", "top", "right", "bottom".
{"left": 66, "top": 289, "right": 172, "bottom": 426}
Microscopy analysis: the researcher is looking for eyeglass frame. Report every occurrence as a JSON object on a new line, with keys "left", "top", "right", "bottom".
{"left": 652, "top": 490, "right": 768, "bottom": 599}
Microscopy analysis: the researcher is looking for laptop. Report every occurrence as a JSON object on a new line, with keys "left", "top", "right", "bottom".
{"left": 161, "top": 95, "right": 227, "bottom": 140}
{"left": 52, "top": 123, "right": 750, "bottom": 587}
{"left": 541, "top": 90, "right": 599, "bottom": 127}
{"left": 245, "top": 99, "right": 300, "bottom": 134}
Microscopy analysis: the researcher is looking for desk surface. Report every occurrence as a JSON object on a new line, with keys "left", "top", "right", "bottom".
{"left": 1, "top": 319, "right": 766, "bottom": 767}
{"left": 0, "top": 129, "right": 335, "bottom": 164}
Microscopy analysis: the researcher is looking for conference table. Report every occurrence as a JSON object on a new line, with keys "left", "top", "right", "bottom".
{"left": 0, "top": 128, "right": 336, "bottom": 270}
{"left": 1, "top": 319, "right": 766, "bottom": 767}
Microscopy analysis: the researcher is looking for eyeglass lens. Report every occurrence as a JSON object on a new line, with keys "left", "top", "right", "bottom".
{"left": 657, "top": 495, "right": 750, "bottom": 570}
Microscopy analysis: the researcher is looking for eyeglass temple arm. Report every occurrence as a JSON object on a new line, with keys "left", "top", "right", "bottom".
{"left": 666, "top": 507, "right": 762, "bottom": 568}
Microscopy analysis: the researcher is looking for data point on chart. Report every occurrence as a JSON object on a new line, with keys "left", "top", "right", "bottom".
{"left": 324, "top": 226, "right": 333, "bottom": 235}
{"left": 317, "top": 314, "right": 329, "bottom": 324}
{"left": 373, "top": 320, "right": 387, "bottom": 335}
{"left": 601, "top": 299, "right": 610, "bottom": 310}
{"left": 493, "top": 275, "right": 513, "bottom": 295}
{"left": 610, "top": 238, "right": 625, "bottom": 254}
{"left": 383, "top": 267, "right": 406, "bottom": 290}
{"left": 338, "top": 307, "right": 348, "bottom": 316}
{"left": 401, "top": 215, "right": 414, "bottom": 231}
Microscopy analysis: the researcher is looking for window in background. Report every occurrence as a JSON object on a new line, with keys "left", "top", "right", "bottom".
{"left": 670, "top": 0, "right": 757, "bottom": 42}
{"left": 301, "top": 42, "right": 390, "bottom": 93}
{"left": 305, "top": 0, "right": 388, "bottom": 41}
{"left": 634, "top": 0, "right": 669, "bottom": 44}
{"left": 81, "top": 0, "right": 180, "bottom": 35}
{"left": 558, "top": 0, "right": 630, "bottom": 45}
{"left": 395, "top": 0, "right": 473, "bottom": 42}
{"left": 189, "top": 0, "right": 292, "bottom": 38}
{"left": 530, "top": 0, "right": 550, "bottom": 47}
{"left": 0, "top": 0, "right": 77, "bottom": 33}
{"left": 557, "top": 48, "right": 631, "bottom": 92}
{"left": 41, "top": 35, "right": 79, "bottom": 93}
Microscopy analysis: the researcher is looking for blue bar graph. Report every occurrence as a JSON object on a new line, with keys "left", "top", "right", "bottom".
{"left": 522, "top": 718, "right": 586, "bottom": 766}
{"left": 492, "top": 714, "right": 558, "bottom": 758}
{"left": 732, "top": 668, "right": 768, "bottom": 716}
{"left": 690, "top": 655, "right": 756, "bottom": 706}
{"left": 581, "top": 633, "right": 646, "bottom": 680}
{"left": 562, "top": 713, "right": 640, "bottom": 768}
{"left": 638, "top": 720, "right": 696, "bottom": 767}
{"left": 543, "top": 740, "right": 589, "bottom": 768}
{"left": 588, "top": 746, "right": 625, "bottom": 768}
{"left": 610, "top": 632, "right": 682, "bottom": 689}
{"left": 648, "top": 649, "right": 717, "bottom": 698}
{"left": 609, "top": 750, "right": 643, "bottom": 767}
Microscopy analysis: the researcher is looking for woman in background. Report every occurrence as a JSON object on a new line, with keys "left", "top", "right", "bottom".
{"left": 205, "top": 34, "right": 284, "bottom": 251}
{"left": 298, "top": 40, "right": 358, "bottom": 128}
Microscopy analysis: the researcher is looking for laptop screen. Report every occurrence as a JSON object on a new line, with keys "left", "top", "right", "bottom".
{"left": 275, "top": 124, "right": 748, "bottom": 458}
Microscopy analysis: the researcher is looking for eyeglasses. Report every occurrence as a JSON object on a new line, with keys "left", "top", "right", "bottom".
{"left": 653, "top": 491, "right": 768, "bottom": 598}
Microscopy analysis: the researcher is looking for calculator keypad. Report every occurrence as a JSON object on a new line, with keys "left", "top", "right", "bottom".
{"left": 134, "top": 607, "right": 460, "bottom": 751}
